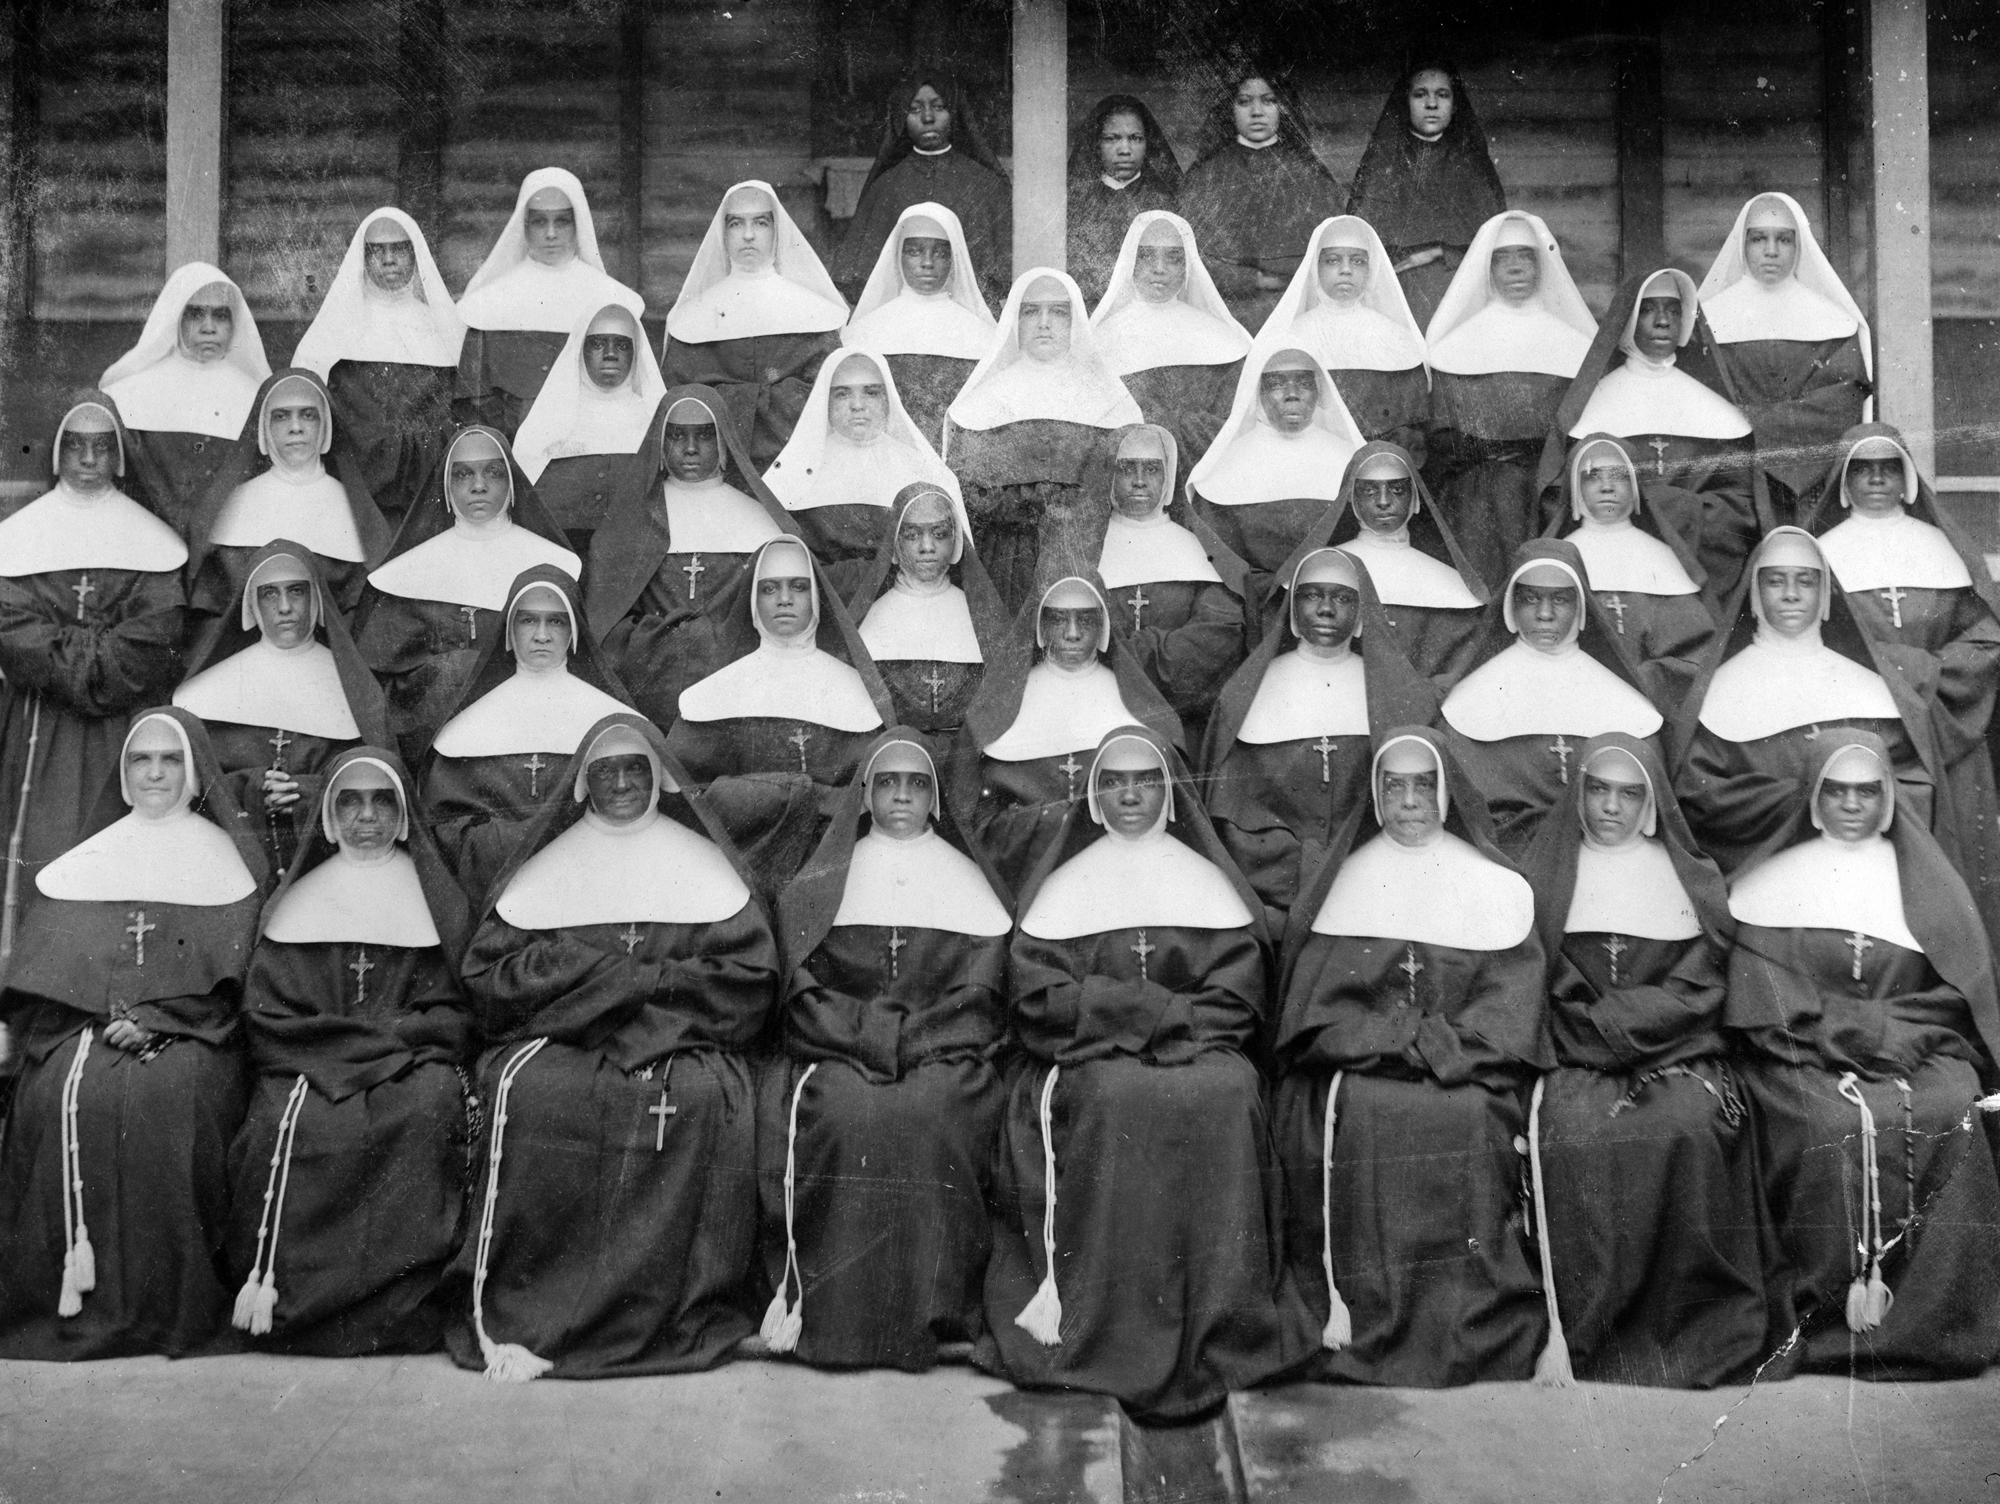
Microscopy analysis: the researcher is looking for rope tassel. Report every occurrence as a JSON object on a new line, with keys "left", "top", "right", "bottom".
{"left": 234, "top": 1075, "right": 310, "bottom": 1335}
{"left": 1014, "top": 1065, "right": 1063, "bottom": 1347}
{"left": 471, "top": 1039, "right": 554, "bottom": 1383}
{"left": 1527, "top": 1076, "right": 1576, "bottom": 1388}
{"left": 1318, "top": 1070, "right": 1352, "bottom": 1351}
{"left": 760, "top": 1063, "right": 817, "bottom": 1354}
{"left": 56, "top": 1028, "right": 94, "bottom": 1318}
{"left": 1836, "top": 1073, "right": 1897, "bottom": 1333}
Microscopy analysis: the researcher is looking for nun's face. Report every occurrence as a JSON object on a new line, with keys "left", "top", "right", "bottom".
{"left": 1111, "top": 447, "right": 1168, "bottom": 518}
{"left": 1097, "top": 765, "right": 1166, "bottom": 837}
{"left": 1632, "top": 297, "right": 1682, "bottom": 361}
{"left": 1490, "top": 246, "right": 1541, "bottom": 305}
{"left": 179, "top": 296, "right": 234, "bottom": 362}
{"left": 1352, "top": 466, "right": 1416, "bottom": 533}
{"left": 583, "top": 332, "right": 634, "bottom": 390}
{"left": 1039, "top": 605, "right": 1102, "bottom": 671}
{"left": 332, "top": 783, "right": 401, "bottom": 854}
{"left": 1578, "top": 455, "right": 1637, "bottom": 524}
{"left": 1817, "top": 769, "right": 1886, "bottom": 843}
{"left": 904, "top": 84, "right": 952, "bottom": 151}
{"left": 57, "top": 426, "right": 118, "bottom": 494}
{"left": 896, "top": 493, "right": 956, "bottom": 585}
{"left": 1757, "top": 564, "right": 1822, "bottom": 638}
{"left": 125, "top": 722, "right": 187, "bottom": 818}
{"left": 523, "top": 191, "right": 577, "bottom": 267}
{"left": 1582, "top": 770, "right": 1648, "bottom": 846}
{"left": 1294, "top": 580, "right": 1359, "bottom": 650}
{"left": 1232, "top": 77, "right": 1279, "bottom": 145}
{"left": 1512, "top": 569, "right": 1580, "bottom": 652}
{"left": 723, "top": 189, "right": 777, "bottom": 273}
{"left": 1844, "top": 455, "right": 1907, "bottom": 518}
{"left": 662, "top": 419, "right": 722, "bottom": 483}
{"left": 1744, "top": 220, "right": 1799, "bottom": 285}
{"left": 1406, "top": 69, "right": 1455, "bottom": 139}
{"left": 1132, "top": 227, "right": 1187, "bottom": 303}
{"left": 755, "top": 570, "right": 814, "bottom": 640}
{"left": 827, "top": 356, "right": 889, "bottom": 443}
{"left": 265, "top": 393, "right": 324, "bottom": 470}
{"left": 255, "top": 578, "right": 315, "bottom": 649}
{"left": 510, "top": 587, "right": 572, "bottom": 670}
{"left": 1378, "top": 764, "right": 1442, "bottom": 846}
{"left": 1316, "top": 245, "right": 1370, "bottom": 304}
{"left": 1016, "top": 280, "right": 1073, "bottom": 362}
{"left": 900, "top": 235, "right": 953, "bottom": 295}
{"left": 1098, "top": 110, "right": 1147, "bottom": 182}
{"left": 585, "top": 754, "right": 654, "bottom": 825}
{"left": 869, "top": 767, "right": 935, "bottom": 839}
{"left": 363, "top": 235, "right": 417, "bottom": 293}
{"left": 1259, "top": 367, "right": 1319, "bottom": 432}
{"left": 447, "top": 435, "right": 511, "bottom": 523}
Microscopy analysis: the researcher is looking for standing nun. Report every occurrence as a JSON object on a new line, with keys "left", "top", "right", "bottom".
{"left": 1065, "top": 95, "right": 1183, "bottom": 307}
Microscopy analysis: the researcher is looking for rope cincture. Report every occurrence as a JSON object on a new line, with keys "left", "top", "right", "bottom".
{"left": 1526, "top": 1075, "right": 1576, "bottom": 1387}
{"left": 760, "top": 1061, "right": 818, "bottom": 1354}
{"left": 1318, "top": 1070, "right": 1352, "bottom": 1350}
{"left": 56, "top": 1027, "right": 95, "bottom": 1318}
{"left": 1013, "top": 1064, "right": 1063, "bottom": 1346}
{"left": 470, "top": 1037, "right": 553, "bottom": 1382}
{"left": 1836, "top": 1071, "right": 1902, "bottom": 1333}
{"left": 233, "top": 1074, "right": 309, "bottom": 1335}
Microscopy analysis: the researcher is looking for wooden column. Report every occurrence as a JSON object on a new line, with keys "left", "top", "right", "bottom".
{"left": 1613, "top": 9, "right": 1665, "bottom": 283}
{"left": 1010, "top": 0, "right": 1065, "bottom": 279}
{"left": 395, "top": 0, "right": 448, "bottom": 232}
{"left": 1868, "top": 0, "right": 1933, "bottom": 474}
{"left": 617, "top": 0, "right": 646, "bottom": 293}
{"left": 165, "top": 0, "right": 225, "bottom": 271}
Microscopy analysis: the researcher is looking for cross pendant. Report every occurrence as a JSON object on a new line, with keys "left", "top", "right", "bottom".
{"left": 523, "top": 752, "right": 547, "bottom": 799}
{"left": 1845, "top": 930, "right": 1873, "bottom": 982}
{"left": 682, "top": 553, "right": 706, "bottom": 599}
{"left": 1879, "top": 585, "right": 1907, "bottom": 630}
{"left": 1648, "top": 436, "right": 1671, "bottom": 477}
{"left": 1057, "top": 753, "right": 1082, "bottom": 802}
{"left": 887, "top": 925, "right": 907, "bottom": 979}
{"left": 649, "top": 1088, "right": 677, "bottom": 1151}
{"left": 71, "top": 574, "right": 95, "bottom": 621}
{"left": 349, "top": 945, "right": 374, "bottom": 1005}
{"left": 1127, "top": 586, "right": 1150, "bottom": 633}
{"left": 1602, "top": 933, "right": 1626, "bottom": 986}
{"left": 1131, "top": 928, "right": 1154, "bottom": 981}
{"left": 268, "top": 726, "right": 293, "bottom": 771}
{"left": 1313, "top": 735, "right": 1338, "bottom": 785}
{"left": 619, "top": 922, "right": 645, "bottom": 955}
{"left": 1603, "top": 594, "right": 1628, "bottom": 635}
{"left": 458, "top": 605, "right": 480, "bottom": 643}
{"left": 1399, "top": 944, "right": 1423, "bottom": 1007}
{"left": 1550, "top": 734, "right": 1573, "bottom": 785}
{"left": 788, "top": 725, "right": 813, "bottom": 774}
{"left": 919, "top": 664, "right": 949, "bottom": 714}
{"left": 126, "top": 908, "right": 156, "bottom": 967}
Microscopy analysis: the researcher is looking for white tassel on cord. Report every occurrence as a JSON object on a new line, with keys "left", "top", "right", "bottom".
{"left": 233, "top": 1075, "right": 309, "bottom": 1335}
{"left": 1836, "top": 1073, "right": 1895, "bottom": 1332}
{"left": 1013, "top": 1065, "right": 1064, "bottom": 1346}
{"left": 759, "top": 1062, "right": 817, "bottom": 1354}
{"left": 471, "top": 1038, "right": 554, "bottom": 1382}
{"left": 56, "top": 1029, "right": 94, "bottom": 1318}
{"left": 1318, "top": 1070, "right": 1352, "bottom": 1350}
{"left": 1526, "top": 1076, "right": 1576, "bottom": 1388}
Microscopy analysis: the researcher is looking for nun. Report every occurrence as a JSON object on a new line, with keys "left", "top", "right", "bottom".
{"left": 512, "top": 302, "right": 666, "bottom": 557}
{"left": 1065, "top": 95, "right": 1182, "bottom": 307}
{"left": 354, "top": 427, "right": 581, "bottom": 760}
{"left": 982, "top": 726, "right": 1313, "bottom": 1421}
{"left": 1726, "top": 734, "right": 2000, "bottom": 1376}
{"left": 0, "top": 708, "right": 266, "bottom": 1359}
{"left": 290, "top": 208, "right": 466, "bottom": 528}
{"left": 662, "top": 181, "right": 848, "bottom": 469}
{"left": 0, "top": 398, "right": 188, "bottom": 963}
{"left": 173, "top": 543, "right": 390, "bottom": 875}
{"left": 1274, "top": 728, "right": 1549, "bottom": 1386}
{"left": 1088, "top": 211, "right": 1251, "bottom": 465}
{"left": 1424, "top": 210, "right": 1598, "bottom": 586}
{"left": 1516, "top": 734, "right": 1772, "bottom": 1388}
{"left": 584, "top": 389, "right": 792, "bottom": 730}
{"left": 445, "top": 714, "right": 778, "bottom": 1381}
{"left": 453, "top": 167, "right": 644, "bottom": 438}
{"left": 761, "top": 730, "right": 1012, "bottom": 1370}
{"left": 945, "top": 268, "right": 1143, "bottom": 614}
{"left": 838, "top": 202, "right": 997, "bottom": 449}
{"left": 224, "top": 748, "right": 471, "bottom": 1355}
{"left": 100, "top": 262, "right": 272, "bottom": 537}
{"left": 423, "top": 566, "right": 633, "bottom": 905}
{"left": 1697, "top": 192, "right": 1874, "bottom": 513}
{"left": 847, "top": 482, "right": 1010, "bottom": 735}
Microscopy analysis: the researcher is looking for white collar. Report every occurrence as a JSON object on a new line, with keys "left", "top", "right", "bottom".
{"left": 1236, "top": 647, "right": 1369, "bottom": 742}
{"left": 0, "top": 484, "right": 187, "bottom": 576}
{"left": 431, "top": 665, "right": 631, "bottom": 757}
{"left": 1728, "top": 835, "right": 1919, "bottom": 950}
{"left": 366, "top": 524, "right": 581, "bottom": 610}
{"left": 1701, "top": 276, "right": 1861, "bottom": 347}
{"left": 1338, "top": 529, "right": 1483, "bottom": 608}
{"left": 1817, "top": 511, "right": 1972, "bottom": 592}
{"left": 829, "top": 827, "right": 1011, "bottom": 935}
{"left": 1698, "top": 636, "right": 1900, "bottom": 741}
{"left": 980, "top": 659, "right": 1138, "bottom": 761}
{"left": 1570, "top": 360, "right": 1752, "bottom": 441}
{"left": 206, "top": 466, "right": 368, "bottom": 560}
{"left": 37, "top": 809, "right": 257, "bottom": 906}
{"left": 1097, "top": 510, "right": 1223, "bottom": 587}
{"left": 457, "top": 255, "right": 645, "bottom": 334}
{"left": 660, "top": 474, "right": 786, "bottom": 554}
{"left": 1563, "top": 521, "right": 1701, "bottom": 596}
{"left": 1565, "top": 837, "right": 1701, "bottom": 940}
{"left": 1020, "top": 826, "right": 1252, "bottom": 938}
{"left": 102, "top": 351, "right": 266, "bottom": 439}
{"left": 859, "top": 579, "right": 983, "bottom": 663}
{"left": 263, "top": 847, "right": 442, "bottom": 947}
{"left": 497, "top": 807, "right": 751, "bottom": 927}
{"left": 1443, "top": 640, "right": 1663, "bottom": 740}
{"left": 676, "top": 640, "right": 884, "bottom": 732}
{"left": 1426, "top": 300, "right": 1595, "bottom": 378}
{"left": 1310, "top": 829, "right": 1533, "bottom": 949}
{"left": 172, "top": 637, "right": 361, "bottom": 740}
{"left": 1286, "top": 301, "right": 1427, "bottom": 373}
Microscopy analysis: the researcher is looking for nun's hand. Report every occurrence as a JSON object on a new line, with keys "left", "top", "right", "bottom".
{"left": 1255, "top": 271, "right": 1287, "bottom": 291}
{"left": 104, "top": 1018, "right": 156, "bottom": 1053}
{"left": 262, "top": 767, "right": 302, "bottom": 808}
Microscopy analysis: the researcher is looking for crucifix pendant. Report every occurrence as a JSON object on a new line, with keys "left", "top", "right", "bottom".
{"left": 268, "top": 726, "right": 293, "bottom": 773}
{"left": 919, "top": 664, "right": 949, "bottom": 715}
{"left": 1648, "top": 436, "right": 1671, "bottom": 477}
{"left": 1846, "top": 930, "right": 1873, "bottom": 982}
{"left": 1602, "top": 933, "right": 1626, "bottom": 987}
{"left": 1603, "top": 594, "right": 1627, "bottom": 635}
{"left": 887, "top": 926, "right": 907, "bottom": 979}
{"left": 1399, "top": 944, "right": 1423, "bottom": 1008}
{"left": 71, "top": 574, "right": 95, "bottom": 621}
{"left": 523, "top": 752, "right": 547, "bottom": 799}
{"left": 1550, "top": 734, "right": 1573, "bottom": 785}
{"left": 788, "top": 725, "right": 813, "bottom": 774}
{"left": 682, "top": 553, "right": 706, "bottom": 600}
{"left": 1313, "top": 735, "right": 1337, "bottom": 785}
{"left": 349, "top": 945, "right": 375, "bottom": 1005}
{"left": 1127, "top": 586, "right": 1150, "bottom": 633}
{"left": 1880, "top": 585, "right": 1907, "bottom": 630}
{"left": 126, "top": 909, "right": 156, "bottom": 967}
{"left": 619, "top": 922, "right": 645, "bottom": 955}
{"left": 649, "top": 1088, "right": 677, "bottom": 1151}
{"left": 1131, "top": 928, "right": 1154, "bottom": 982}
{"left": 1057, "top": 753, "right": 1082, "bottom": 803}
{"left": 458, "top": 605, "right": 480, "bottom": 644}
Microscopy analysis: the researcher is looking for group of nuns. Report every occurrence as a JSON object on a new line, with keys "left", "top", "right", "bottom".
{"left": 0, "top": 56, "right": 1997, "bottom": 1425}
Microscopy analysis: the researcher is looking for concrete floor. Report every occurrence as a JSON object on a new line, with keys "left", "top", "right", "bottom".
{"left": 2, "top": 1352, "right": 1996, "bottom": 1504}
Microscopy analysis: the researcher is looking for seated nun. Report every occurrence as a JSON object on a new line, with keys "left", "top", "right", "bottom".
{"left": 0, "top": 398, "right": 188, "bottom": 936}
{"left": 838, "top": 202, "right": 997, "bottom": 449}
{"left": 185, "top": 368, "right": 393, "bottom": 622}
{"left": 1065, "top": 95, "right": 1182, "bottom": 307}
{"left": 1088, "top": 211, "right": 1251, "bottom": 465}
{"left": 423, "top": 566, "right": 633, "bottom": 904}
{"left": 224, "top": 747, "right": 471, "bottom": 1355}
{"left": 959, "top": 574, "right": 1182, "bottom": 894}
{"left": 1093, "top": 422, "right": 1250, "bottom": 741}
{"left": 666, "top": 537, "right": 891, "bottom": 898}
{"left": 1725, "top": 734, "right": 2000, "bottom": 1377}
{"left": 984, "top": 726, "right": 1313, "bottom": 1421}
{"left": 354, "top": 426, "right": 581, "bottom": 761}
{"left": 173, "top": 543, "right": 389, "bottom": 874}
{"left": 0, "top": 708, "right": 266, "bottom": 1359}
{"left": 1286, "top": 442, "right": 1488, "bottom": 688}
{"left": 1515, "top": 735, "right": 1771, "bottom": 1389}
{"left": 290, "top": 208, "right": 466, "bottom": 529}
{"left": 1441, "top": 541, "right": 1664, "bottom": 855}
{"left": 1680, "top": 527, "right": 1930, "bottom": 875}
{"left": 512, "top": 302, "right": 666, "bottom": 557}
{"left": 453, "top": 167, "right": 644, "bottom": 439}
{"left": 584, "top": 389, "right": 790, "bottom": 730}
{"left": 1256, "top": 216, "right": 1431, "bottom": 460}
{"left": 944, "top": 267, "right": 1143, "bottom": 615}
{"left": 1697, "top": 192, "right": 1874, "bottom": 514}
{"left": 762, "top": 730, "right": 1012, "bottom": 1370}
{"left": 1540, "top": 269, "right": 1762, "bottom": 601}
{"left": 100, "top": 261, "right": 272, "bottom": 537}
{"left": 446, "top": 714, "right": 779, "bottom": 1381}
{"left": 1548, "top": 435, "right": 1715, "bottom": 710}
{"left": 1204, "top": 548, "right": 1441, "bottom": 930}
{"left": 762, "top": 347, "right": 959, "bottom": 581}
{"left": 847, "top": 482, "right": 1009, "bottom": 735}
{"left": 1274, "top": 728, "right": 1549, "bottom": 1387}
{"left": 1186, "top": 347, "right": 1366, "bottom": 583}
{"left": 1424, "top": 211, "right": 1598, "bottom": 586}
{"left": 662, "top": 181, "right": 848, "bottom": 470}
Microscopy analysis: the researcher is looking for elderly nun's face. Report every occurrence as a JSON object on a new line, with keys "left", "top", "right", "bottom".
{"left": 57, "top": 418, "right": 118, "bottom": 494}
{"left": 523, "top": 188, "right": 577, "bottom": 267}
{"left": 1512, "top": 564, "right": 1580, "bottom": 652}
{"left": 1378, "top": 752, "right": 1442, "bottom": 847}
{"left": 1632, "top": 295, "right": 1682, "bottom": 361}
{"left": 255, "top": 575, "right": 315, "bottom": 649}
{"left": 1039, "top": 600, "right": 1102, "bottom": 672}
{"left": 180, "top": 288, "right": 234, "bottom": 363}
{"left": 363, "top": 222, "right": 418, "bottom": 293}
{"left": 448, "top": 433, "right": 510, "bottom": 523}
{"left": 1578, "top": 452, "right": 1637, "bottom": 524}
{"left": 1132, "top": 221, "right": 1187, "bottom": 304}
{"left": 126, "top": 720, "right": 188, "bottom": 817}
{"left": 1317, "top": 243, "right": 1370, "bottom": 304}
{"left": 1017, "top": 278, "right": 1073, "bottom": 362}
{"left": 723, "top": 187, "right": 778, "bottom": 274}
{"left": 1844, "top": 453, "right": 1908, "bottom": 518}
{"left": 1757, "top": 563, "right": 1822, "bottom": 639}
{"left": 1818, "top": 761, "right": 1887, "bottom": 843}
{"left": 756, "top": 564, "right": 814, "bottom": 640}
{"left": 1097, "top": 761, "right": 1166, "bottom": 837}
{"left": 895, "top": 491, "right": 956, "bottom": 586}
{"left": 827, "top": 355, "right": 890, "bottom": 443}
{"left": 900, "top": 233, "right": 953, "bottom": 295}
{"left": 265, "top": 387, "right": 324, "bottom": 471}
{"left": 510, "top": 585, "right": 572, "bottom": 671}
{"left": 1406, "top": 69, "right": 1455, "bottom": 139}
{"left": 1111, "top": 439, "right": 1168, "bottom": 519}
{"left": 1582, "top": 765, "right": 1649, "bottom": 846}
{"left": 332, "top": 778, "right": 401, "bottom": 854}
{"left": 1490, "top": 246, "right": 1541, "bottom": 305}
{"left": 586, "top": 754, "right": 654, "bottom": 825}
{"left": 869, "top": 764, "right": 935, "bottom": 839}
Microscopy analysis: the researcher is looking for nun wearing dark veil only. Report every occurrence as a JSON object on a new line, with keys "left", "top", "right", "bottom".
{"left": 1065, "top": 94, "right": 1182, "bottom": 308}
{"left": 759, "top": 729, "right": 1012, "bottom": 1371}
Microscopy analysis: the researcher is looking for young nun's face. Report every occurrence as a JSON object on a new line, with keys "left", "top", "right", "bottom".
{"left": 255, "top": 578, "right": 315, "bottom": 649}
{"left": 510, "top": 586, "right": 572, "bottom": 671}
{"left": 900, "top": 235, "right": 954, "bottom": 295}
{"left": 448, "top": 434, "right": 511, "bottom": 524}
{"left": 1744, "top": 217, "right": 1800, "bottom": 286}
{"left": 180, "top": 291, "right": 234, "bottom": 362}
{"left": 1632, "top": 296, "right": 1682, "bottom": 361}
{"left": 1132, "top": 223, "right": 1188, "bottom": 304}
{"left": 126, "top": 721, "right": 188, "bottom": 818}
{"left": 265, "top": 392, "right": 324, "bottom": 470}
{"left": 1817, "top": 768, "right": 1887, "bottom": 843}
{"left": 1406, "top": 69, "right": 1455, "bottom": 138}
{"left": 662, "top": 415, "right": 722, "bottom": 483}
{"left": 1111, "top": 443, "right": 1168, "bottom": 518}
{"left": 332, "top": 781, "right": 401, "bottom": 854}
{"left": 756, "top": 569, "right": 814, "bottom": 640}
{"left": 363, "top": 230, "right": 417, "bottom": 293}
{"left": 583, "top": 331, "right": 634, "bottom": 390}
{"left": 1232, "top": 77, "right": 1279, "bottom": 144}
{"left": 869, "top": 767, "right": 935, "bottom": 839}
{"left": 1097, "top": 764, "right": 1166, "bottom": 837}
{"left": 1039, "top": 603, "right": 1102, "bottom": 671}
{"left": 895, "top": 492, "right": 956, "bottom": 586}
{"left": 905, "top": 84, "right": 952, "bottom": 151}
{"left": 1757, "top": 564, "right": 1822, "bottom": 639}
{"left": 1489, "top": 246, "right": 1541, "bottom": 305}
{"left": 1582, "top": 768, "right": 1649, "bottom": 846}
{"left": 827, "top": 356, "right": 889, "bottom": 443}
{"left": 523, "top": 189, "right": 578, "bottom": 267}
{"left": 1844, "top": 454, "right": 1908, "bottom": 518}
{"left": 1352, "top": 464, "right": 1415, "bottom": 533}
{"left": 1016, "top": 278, "right": 1073, "bottom": 363}
{"left": 586, "top": 754, "right": 654, "bottom": 825}
{"left": 723, "top": 189, "right": 777, "bottom": 273}
{"left": 1578, "top": 453, "right": 1637, "bottom": 524}
{"left": 1378, "top": 759, "right": 1442, "bottom": 847}
{"left": 57, "top": 423, "right": 118, "bottom": 494}
{"left": 1317, "top": 244, "right": 1370, "bottom": 304}
{"left": 1512, "top": 566, "right": 1580, "bottom": 653}
{"left": 1294, "top": 579, "right": 1360, "bottom": 650}
{"left": 1259, "top": 365, "right": 1319, "bottom": 432}
{"left": 1098, "top": 110, "right": 1147, "bottom": 182}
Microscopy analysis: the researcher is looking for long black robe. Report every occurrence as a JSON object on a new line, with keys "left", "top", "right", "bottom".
{"left": 949, "top": 420, "right": 1119, "bottom": 616}
{"left": 1712, "top": 334, "right": 1871, "bottom": 517}
{"left": 884, "top": 353, "right": 977, "bottom": 454}
{"left": 1179, "top": 141, "right": 1343, "bottom": 332}
{"left": 1427, "top": 370, "right": 1571, "bottom": 589}
{"left": 1121, "top": 363, "right": 1241, "bottom": 478}
{"left": 124, "top": 430, "right": 246, "bottom": 543}
{"left": 660, "top": 331, "right": 841, "bottom": 473}
{"left": 1067, "top": 174, "right": 1177, "bottom": 308}
{"left": 454, "top": 330, "right": 567, "bottom": 440}
{"left": 833, "top": 152, "right": 1011, "bottom": 309}
{"left": 326, "top": 360, "right": 456, "bottom": 534}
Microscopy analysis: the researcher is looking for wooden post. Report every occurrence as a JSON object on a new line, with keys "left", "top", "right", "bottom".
{"left": 1867, "top": 0, "right": 1933, "bottom": 474}
{"left": 165, "top": 0, "right": 225, "bottom": 271}
{"left": 616, "top": 0, "right": 645, "bottom": 293}
{"left": 1613, "top": 9, "right": 1665, "bottom": 284}
{"left": 395, "top": 0, "right": 448, "bottom": 232}
{"left": 1010, "top": 0, "right": 1065, "bottom": 280}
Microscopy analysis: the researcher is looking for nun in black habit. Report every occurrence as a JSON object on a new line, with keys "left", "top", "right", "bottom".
{"left": 1065, "top": 94, "right": 1182, "bottom": 308}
